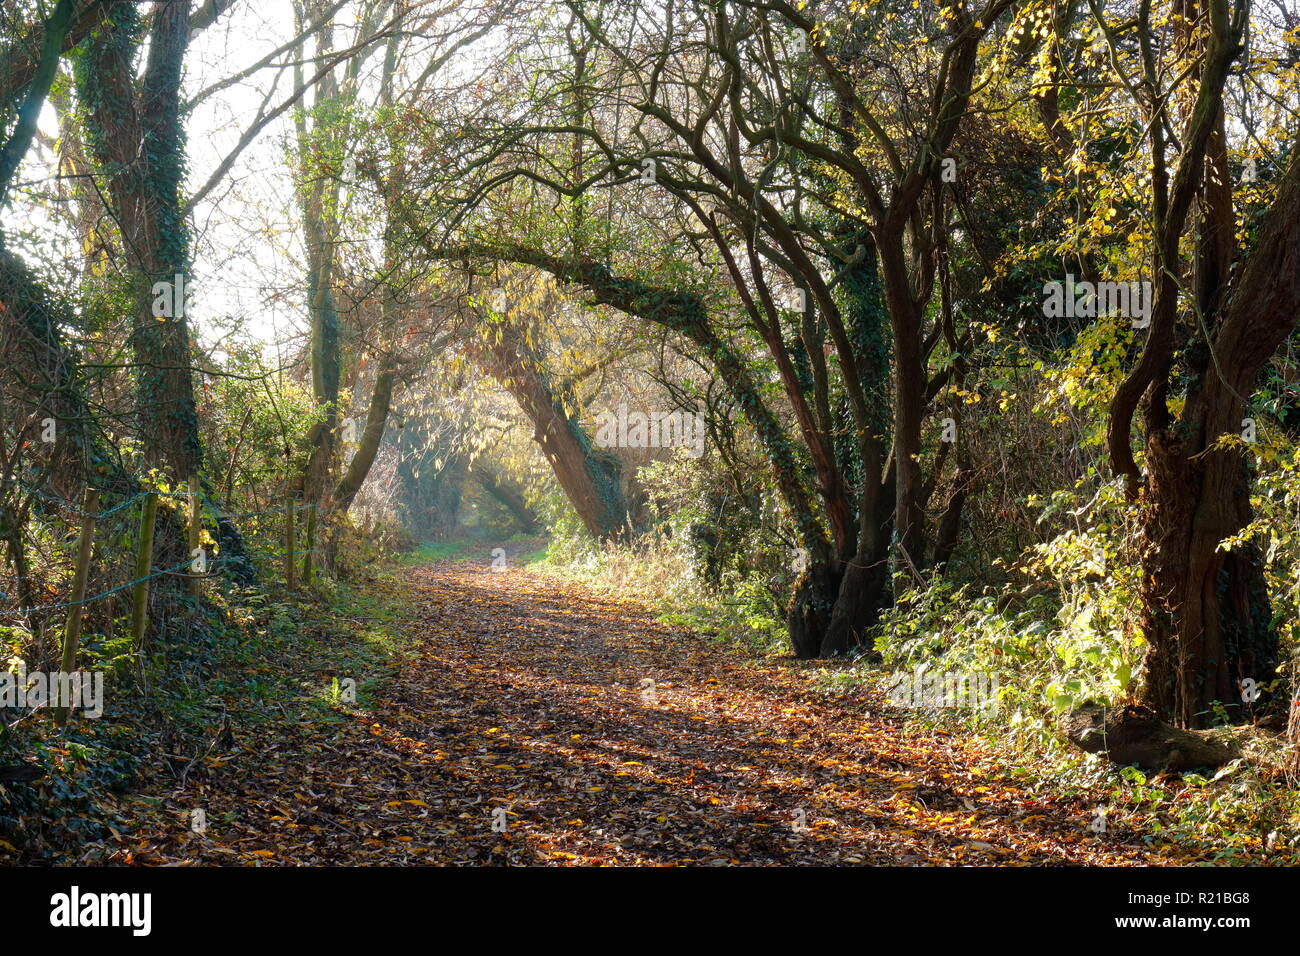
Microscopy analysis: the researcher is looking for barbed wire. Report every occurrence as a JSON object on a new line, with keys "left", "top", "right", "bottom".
{"left": 0, "top": 481, "right": 323, "bottom": 621}
{"left": 212, "top": 501, "right": 317, "bottom": 520}
{"left": 4, "top": 481, "right": 149, "bottom": 520}
{"left": 0, "top": 557, "right": 196, "bottom": 618}
{"left": 0, "top": 545, "right": 320, "bottom": 619}
{"left": 4, "top": 480, "right": 317, "bottom": 522}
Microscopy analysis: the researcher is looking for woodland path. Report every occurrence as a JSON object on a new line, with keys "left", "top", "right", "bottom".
{"left": 101, "top": 553, "right": 1172, "bottom": 866}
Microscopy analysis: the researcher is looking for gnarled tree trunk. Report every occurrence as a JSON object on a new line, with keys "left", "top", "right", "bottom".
{"left": 1132, "top": 144, "right": 1300, "bottom": 726}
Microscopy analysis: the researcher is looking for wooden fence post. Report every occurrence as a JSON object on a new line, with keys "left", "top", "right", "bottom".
{"left": 303, "top": 503, "right": 316, "bottom": 587}
{"left": 186, "top": 474, "right": 202, "bottom": 597}
{"left": 56, "top": 486, "right": 98, "bottom": 727}
{"left": 285, "top": 487, "right": 296, "bottom": 591}
{"left": 129, "top": 492, "right": 158, "bottom": 659}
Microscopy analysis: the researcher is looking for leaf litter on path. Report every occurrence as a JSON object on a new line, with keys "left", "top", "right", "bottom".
{"left": 101, "top": 557, "right": 1172, "bottom": 866}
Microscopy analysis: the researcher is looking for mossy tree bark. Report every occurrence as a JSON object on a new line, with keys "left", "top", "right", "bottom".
{"left": 293, "top": 0, "right": 345, "bottom": 507}
{"left": 78, "top": 0, "right": 202, "bottom": 482}
{"left": 74, "top": 1, "right": 253, "bottom": 579}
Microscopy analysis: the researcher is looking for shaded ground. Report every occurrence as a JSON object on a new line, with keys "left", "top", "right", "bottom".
{"left": 98, "top": 551, "right": 1175, "bottom": 865}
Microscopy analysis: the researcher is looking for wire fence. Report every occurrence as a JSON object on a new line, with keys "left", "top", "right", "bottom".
{"left": 7, "top": 479, "right": 316, "bottom": 521}
{"left": 1, "top": 557, "right": 196, "bottom": 618}
{"left": 0, "top": 476, "right": 319, "bottom": 623}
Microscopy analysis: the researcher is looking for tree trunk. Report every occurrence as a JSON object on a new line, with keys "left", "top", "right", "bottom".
{"left": 1138, "top": 432, "right": 1275, "bottom": 725}
{"left": 1133, "top": 145, "right": 1300, "bottom": 726}
{"left": 1062, "top": 703, "right": 1237, "bottom": 771}
{"left": 473, "top": 324, "right": 634, "bottom": 542}
{"left": 332, "top": 356, "right": 396, "bottom": 515}
{"left": 75, "top": 2, "right": 256, "bottom": 582}
{"left": 0, "top": 0, "right": 77, "bottom": 203}
{"left": 819, "top": 235, "right": 894, "bottom": 655}
{"left": 79, "top": 1, "right": 203, "bottom": 482}
{"left": 294, "top": 1, "right": 344, "bottom": 507}
{"left": 877, "top": 234, "right": 929, "bottom": 588}
{"left": 0, "top": 240, "right": 118, "bottom": 487}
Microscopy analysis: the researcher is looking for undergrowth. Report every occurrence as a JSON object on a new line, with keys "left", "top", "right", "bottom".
{"left": 0, "top": 559, "right": 420, "bottom": 863}
{"left": 535, "top": 527, "right": 789, "bottom": 653}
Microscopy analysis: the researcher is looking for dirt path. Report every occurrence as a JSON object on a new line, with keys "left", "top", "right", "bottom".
{"left": 103, "top": 557, "right": 1169, "bottom": 865}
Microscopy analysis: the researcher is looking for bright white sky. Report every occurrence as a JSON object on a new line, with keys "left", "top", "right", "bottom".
{"left": 24, "top": 0, "right": 398, "bottom": 365}
{"left": 184, "top": 0, "right": 306, "bottom": 360}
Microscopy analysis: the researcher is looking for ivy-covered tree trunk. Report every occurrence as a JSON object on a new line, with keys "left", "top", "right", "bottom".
{"left": 0, "top": 239, "right": 124, "bottom": 491}
{"left": 298, "top": 236, "right": 343, "bottom": 504}
{"left": 293, "top": 0, "right": 392, "bottom": 508}
{"left": 0, "top": 0, "right": 77, "bottom": 203}
{"left": 293, "top": 0, "right": 345, "bottom": 507}
{"left": 79, "top": 1, "right": 202, "bottom": 481}
{"left": 820, "top": 235, "right": 894, "bottom": 655}
{"left": 75, "top": 1, "right": 253, "bottom": 580}
{"left": 877, "top": 231, "right": 929, "bottom": 585}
